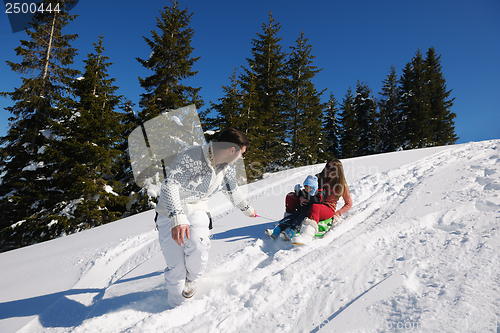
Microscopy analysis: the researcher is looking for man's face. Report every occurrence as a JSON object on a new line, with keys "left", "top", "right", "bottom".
{"left": 227, "top": 145, "right": 246, "bottom": 165}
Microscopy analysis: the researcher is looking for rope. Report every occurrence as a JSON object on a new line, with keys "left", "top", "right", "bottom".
{"left": 255, "top": 214, "right": 276, "bottom": 222}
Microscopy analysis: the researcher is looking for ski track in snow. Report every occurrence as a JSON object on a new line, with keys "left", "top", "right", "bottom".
{"left": 8, "top": 140, "right": 500, "bottom": 333}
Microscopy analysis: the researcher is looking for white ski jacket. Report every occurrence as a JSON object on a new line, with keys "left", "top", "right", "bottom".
{"left": 156, "top": 143, "right": 254, "bottom": 229}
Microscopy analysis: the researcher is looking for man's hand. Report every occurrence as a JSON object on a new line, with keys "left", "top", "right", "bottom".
{"left": 249, "top": 210, "right": 258, "bottom": 217}
{"left": 171, "top": 224, "right": 190, "bottom": 246}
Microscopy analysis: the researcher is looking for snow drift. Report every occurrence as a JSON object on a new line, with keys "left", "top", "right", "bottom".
{"left": 1, "top": 140, "right": 499, "bottom": 332}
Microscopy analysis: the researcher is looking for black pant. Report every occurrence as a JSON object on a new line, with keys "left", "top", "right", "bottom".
{"left": 277, "top": 210, "right": 308, "bottom": 232}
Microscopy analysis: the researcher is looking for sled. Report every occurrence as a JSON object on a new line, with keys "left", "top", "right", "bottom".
{"left": 291, "top": 217, "right": 334, "bottom": 238}
{"left": 314, "top": 217, "right": 334, "bottom": 237}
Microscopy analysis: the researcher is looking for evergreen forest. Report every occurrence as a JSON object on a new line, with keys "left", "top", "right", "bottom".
{"left": 0, "top": 0, "right": 457, "bottom": 251}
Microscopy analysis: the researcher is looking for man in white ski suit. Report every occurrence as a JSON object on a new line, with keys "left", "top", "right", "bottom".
{"left": 155, "top": 128, "right": 256, "bottom": 307}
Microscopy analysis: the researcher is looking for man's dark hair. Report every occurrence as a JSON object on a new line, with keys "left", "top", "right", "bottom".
{"left": 213, "top": 127, "right": 250, "bottom": 151}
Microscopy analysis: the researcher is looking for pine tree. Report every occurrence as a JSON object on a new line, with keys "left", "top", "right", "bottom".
{"left": 239, "top": 12, "right": 288, "bottom": 175}
{"left": 136, "top": 0, "right": 203, "bottom": 123}
{"left": 378, "top": 65, "right": 402, "bottom": 152}
{"left": 239, "top": 69, "right": 260, "bottom": 137}
{"left": 237, "top": 69, "right": 263, "bottom": 180}
{"left": 425, "top": 47, "right": 458, "bottom": 145}
{"left": 114, "top": 99, "right": 151, "bottom": 217}
{"left": 354, "top": 81, "right": 378, "bottom": 156}
{"left": 339, "top": 88, "right": 358, "bottom": 158}
{"left": 398, "top": 48, "right": 457, "bottom": 149}
{"left": 399, "top": 49, "right": 432, "bottom": 149}
{"left": 0, "top": 0, "right": 79, "bottom": 251}
{"left": 207, "top": 68, "right": 244, "bottom": 135}
{"left": 354, "top": 80, "right": 378, "bottom": 156}
{"left": 45, "top": 35, "right": 129, "bottom": 234}
{"left": 284, "top": 31, "right": 325, "bottom": 167}
{"left": 323, "top": 92, "right": 341, "bottom": 159}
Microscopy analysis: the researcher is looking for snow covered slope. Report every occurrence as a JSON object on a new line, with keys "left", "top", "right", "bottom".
{"left": 1, "top": 140, "right": 499, "bottom": 333}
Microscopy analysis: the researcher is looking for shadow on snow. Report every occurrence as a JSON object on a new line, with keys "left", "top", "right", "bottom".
{"left": 0, "top": 271, "right": 167, "bottom": 328}
{"left": 211, "top": 221, "right": 277, "bottom": 242}
{"left": 1, "top": 222, "right": 286, "bottom": 328}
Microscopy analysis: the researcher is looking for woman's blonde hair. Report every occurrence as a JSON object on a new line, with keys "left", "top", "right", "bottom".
{"left": 316, "top": 158, "right": 346, "bottom": 199}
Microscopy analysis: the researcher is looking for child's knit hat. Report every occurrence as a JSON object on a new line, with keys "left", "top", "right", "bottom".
{"left": 303, "top": 175, "right": 318, "bottom": 196}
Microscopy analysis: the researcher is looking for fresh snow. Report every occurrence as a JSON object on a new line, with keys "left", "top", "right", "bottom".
{"left": 1, "top": 140, "right": 499, "bottom": 333}
{"left": 21, "top": 161, "right": 45, "bottom": 172}
{"left": 104, "top": 185, "right": 118, "bottom": 196}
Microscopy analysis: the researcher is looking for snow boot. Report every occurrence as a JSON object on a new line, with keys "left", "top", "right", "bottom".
{"left": 182, "top": 278, "right": 197, "bottom": 299}
{"left": 282, "top": 228, "right": 295, "bottom": 241}
{"left": 265, "top": 225, "right": 281, "bottom": 239}
{"left": 291, "top": 218, "right": 319, "bottom": 245}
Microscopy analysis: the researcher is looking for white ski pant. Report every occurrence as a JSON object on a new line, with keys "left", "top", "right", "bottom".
{"left": 156, "top": 211, "right": 211, "bottom": 307}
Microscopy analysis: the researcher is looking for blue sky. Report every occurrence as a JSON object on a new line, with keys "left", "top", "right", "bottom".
{"left": 0, "top": 0, "right": 499, "bottom": 145}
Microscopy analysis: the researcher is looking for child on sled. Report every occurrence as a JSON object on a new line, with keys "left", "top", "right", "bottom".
{"left": 265, "top": 175, "right": 323, "bottom": 240}
{"left": 266, "top": 159, "right": 353, "bottom": 245}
